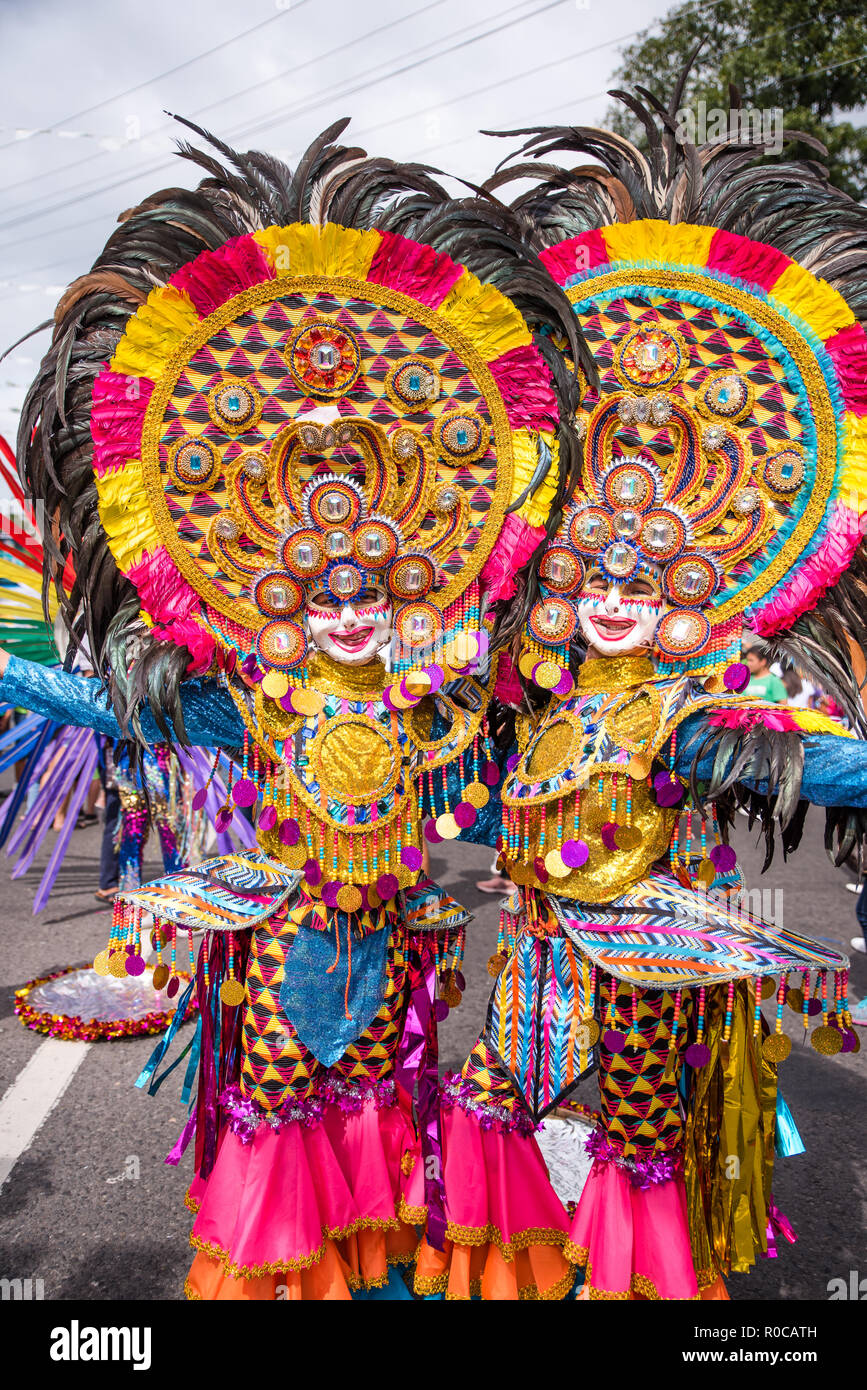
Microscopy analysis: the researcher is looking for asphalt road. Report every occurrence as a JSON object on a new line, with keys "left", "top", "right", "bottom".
{"left": 0, "top": 796, "right": 864, "bottom": 1302}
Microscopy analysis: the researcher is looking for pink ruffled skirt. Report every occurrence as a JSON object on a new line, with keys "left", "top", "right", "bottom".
{"left": 185, "top": 1092, "right": 421, "bottom": 1300}
{"left": 569, "top": 1159, "right": 720, "bottom": 1300}
{"left": 411, "top": 1104, "right": 577, "bottom": 1300}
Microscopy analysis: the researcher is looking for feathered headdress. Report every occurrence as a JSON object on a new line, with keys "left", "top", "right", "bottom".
{"left": 18, "top": 119, "right": 584, "bottom": 740}
{"left": 485, "top": 89, "right": 867, "bottom": 735}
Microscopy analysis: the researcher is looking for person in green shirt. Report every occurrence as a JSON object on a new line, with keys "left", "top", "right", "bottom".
{"left": 743, "top": 645, "right": 790, "bottom": 703}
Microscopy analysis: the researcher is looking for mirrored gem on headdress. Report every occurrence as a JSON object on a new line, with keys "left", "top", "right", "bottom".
{"left": 698, "top": 369, "right": 752, "bottom": 422}
{"left": 702, "top": 425, "right": 726, "bottom": 451}
{"left": 209, "top": 380, "right": 261, "bottom": 432}
{"left": 541, "top": 552, "right": 577, "bottom": 590}
{"left": 733, "top": 487, "right": 760, "bottom": 516}
{"left": 574, "top": 415, "right": 587, "bottom": 441}
{"left": 321, "top": 491, "right": 352, "bottom": 523}
{"left": 632, "top": 396, "right": 651, "bottom": 423}
{"left": 649, "top": 395, "right": 671, "bottom": 425}
{"left": 253, "top": 572, "right": 303, "bottom": 617}
{"left": 285, "top": 320, "right": 362, "bottom": 399}
{"left": 433, "top": 410, "right": 489, "bottom": 462}
{"left": 612, "top": 509, "right": 642, "bottom": 540}
{"left": 325, "top": 530, "right": 352, "bottom": 558}
{"left": 394, "top": 601, "right": 442, "bottom": 648}
{"left": 570, "top": 508, "right": 611, "bottom": 552}
{"left": 241, "top": 452, "right": 267, "bottom": 481}
{"left": 387, "top": 356, "right": 440, "bottom": 412}
{"left": 664, "top": 555, "right": 717, "bottom": 606}
{"left": 433, "top": 485, "right": 459, "bottom": 515}
{"left": 214, "top": 516, "right": 240, "bottom": 541}
{"left": 389, "top": 553, "right": 436, "bottom": 599}
{"left": 391, "top": 429, "right": 416, "bottom": 460}
{"left": 257, "top": 619, "right": 307, "bottom": 670}
{"left": 287, "top": 537, "right": 324, "bottom": 575}
{"left": 654, "top": 607, "right": 711, "bottom": 658}
{"left": 358, "top": 530, "right": 386, "bottom": 561}
{"left": 399, "top": 564, "right": 426, "bottom": 593}
{"left": 169, "top": 437, "right": 220, "bottom": 492}
{"left": 529, "top": 597, "right": 577, "bottom": 645}
{"left": 602, "top": 540, "right": 638, "bottom": 579}
{"left": 329, "top": 564, "right": 362, "bottom": 598}
{"left": 762, "top": 446, "right": 805, "bottom": 497}
{"left": 641, "top": 515, "right": 680, "bottom": 557}
{"left": 354, "top": 520, "right": 398, "bottom": 569}
{"left": 617, "top": 327, "right": 687, "bottom": 390}
{"left": 617, "top": 397, "right": 636, "bottom": 424}
{"left": 604, "top": 462, "right": 656, "bottom": 512}
{"left": 310, "top": 342, "right": 338, "bottom": 371}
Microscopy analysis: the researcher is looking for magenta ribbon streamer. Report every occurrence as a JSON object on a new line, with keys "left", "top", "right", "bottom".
{"left": 395, "top": 936, "right": 447, "bottom": 1250}
{"left": 195, "top": 931, "right": 220, "bottom": 1180}
{"left": 165, "top": 1109, "right": 197, "bottom": 1166}
{"left": 764, "top": 1197, "right": 798, "bottom": 1259}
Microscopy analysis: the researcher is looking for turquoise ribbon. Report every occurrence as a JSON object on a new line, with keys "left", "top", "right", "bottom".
{"left": 134, "top": 978, "right": 195, "bottom": 1093}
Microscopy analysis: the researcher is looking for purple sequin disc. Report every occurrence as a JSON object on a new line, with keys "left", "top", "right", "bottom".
{"left": 278, "top": 818, "right": 301, "bottom": 847}
{"left": 232, "top": 778, "right": 258, "bottom": 808}
{"left": 376, "top": 873, "right": 399, "bottom": 902}
{"left": 561, "top": 838, "right": 589, "bottom": 868}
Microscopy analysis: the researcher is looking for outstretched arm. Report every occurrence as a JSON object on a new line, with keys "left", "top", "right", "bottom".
{"left": 0, "top": 650, "right": 244, "bottom": 748}
{"left": 678, "top": 711, "right": 867, "bottom": 808}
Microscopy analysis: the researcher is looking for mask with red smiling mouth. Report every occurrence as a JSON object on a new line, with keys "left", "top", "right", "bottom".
{"left": 576, "top": 564, "right": 664, "bottom": 657}
{"left": 305, "top": 588, "right": 393, "bottom": 667}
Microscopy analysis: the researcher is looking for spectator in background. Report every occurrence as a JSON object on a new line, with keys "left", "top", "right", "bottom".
{"left": 743, "top": 643, "right": 789, "bottom": 704}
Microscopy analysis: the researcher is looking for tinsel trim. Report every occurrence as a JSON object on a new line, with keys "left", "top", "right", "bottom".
{"left": 220, "top": 1075, "right": 397, "bottom": 1142}
{"left": 584, "top": 1130, "right": 682, "bottom": 1189}
{"left": 14, "top": 963, "right": 196, "bottom": 1043}
{"left": 440, "top": 1072, "right": 539, "bottom": 1136}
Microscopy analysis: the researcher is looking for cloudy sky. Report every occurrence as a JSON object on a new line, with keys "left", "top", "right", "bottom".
{"left": 0, "top": 0, "right": 671, "bottom": 453}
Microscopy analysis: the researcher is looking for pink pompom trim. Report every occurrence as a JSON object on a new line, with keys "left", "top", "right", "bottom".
{"left": 366, "top": 229, "right": 462, "bottom": 308}
{"left": 708, "top": 707, "right": 800, "bottom": 733}
{"left": 540, "top": 230, "right": 608, "bottom": 286}
{"left": 481, "top": 514, "right": 544, "bottom": 602}
{"left": 172, "top": 235, "right": 274, "bottom": 318}
{"left": 825, "top": 323, "right": 867, "bottom": 416}
{"left": 127, "top": 546, "right": 201, "bottom": 625}
{"left": 751, "top": 502, "right": 865, "bottom": 635}
{"left": 90, "top": 369, "right": 153, "bottom": 477}
{"left": 707, "top": 229, "right": 792, "bottom": 292}
{"left": 488, "top": 345, "right": 558, "bottom": 431}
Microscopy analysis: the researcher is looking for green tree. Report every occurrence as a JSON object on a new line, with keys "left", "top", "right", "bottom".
{"left": 608, "top": 0, "right": 867, "bottom": 200}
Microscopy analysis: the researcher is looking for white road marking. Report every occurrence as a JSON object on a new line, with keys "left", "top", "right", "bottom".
{"left": 0, "top": 1039, "right": 90, "bottom": 1191}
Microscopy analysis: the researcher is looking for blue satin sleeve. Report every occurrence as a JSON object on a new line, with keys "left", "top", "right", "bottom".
{"left": 677, "top": 713, "right": 867, "bottom": 808}
{"left": 0, "top": 654, "right": 244, "bottom": 748}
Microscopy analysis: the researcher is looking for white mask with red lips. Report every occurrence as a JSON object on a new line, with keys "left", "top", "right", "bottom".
{"left": 306, "top": 588, "right": 393, "bottom": 666}
{"left": 576, "top": 566, "right": 664, "bottom": 657}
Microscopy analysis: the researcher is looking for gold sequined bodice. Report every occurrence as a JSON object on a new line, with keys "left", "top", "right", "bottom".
{"left": 502, "top": 656, "right": 684, "bottom": 904}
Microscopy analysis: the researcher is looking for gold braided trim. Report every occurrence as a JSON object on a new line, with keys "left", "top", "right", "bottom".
{"left": 184, "top": 1277, "right": 202, "bottom": 1301}
{"left": 184, "top": 1188, "right": 200, "bottom": 1215}
{"left": 417, "top": 1266, "right": 576, "bottom": 1302}
{"left": 138, "top": 275, "right": 516, "bottom": 625}
{"left": 400, "top": 1151, "right": 417, "bottom": 1177}
{"left": 189, "top": 1210, "right": 405, "bottom": 1281}
{"left": 575, "top": 1254, "right": 701, "bottom": 1302}
{"left": 568, "top": 268, "right": 838, "bottom": 621}
{"left": 397, "top": 1196, "right": 427, "bottom": 1227}
{"left": 442, "top": 1221, "right": 572, "bottom": 1263}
